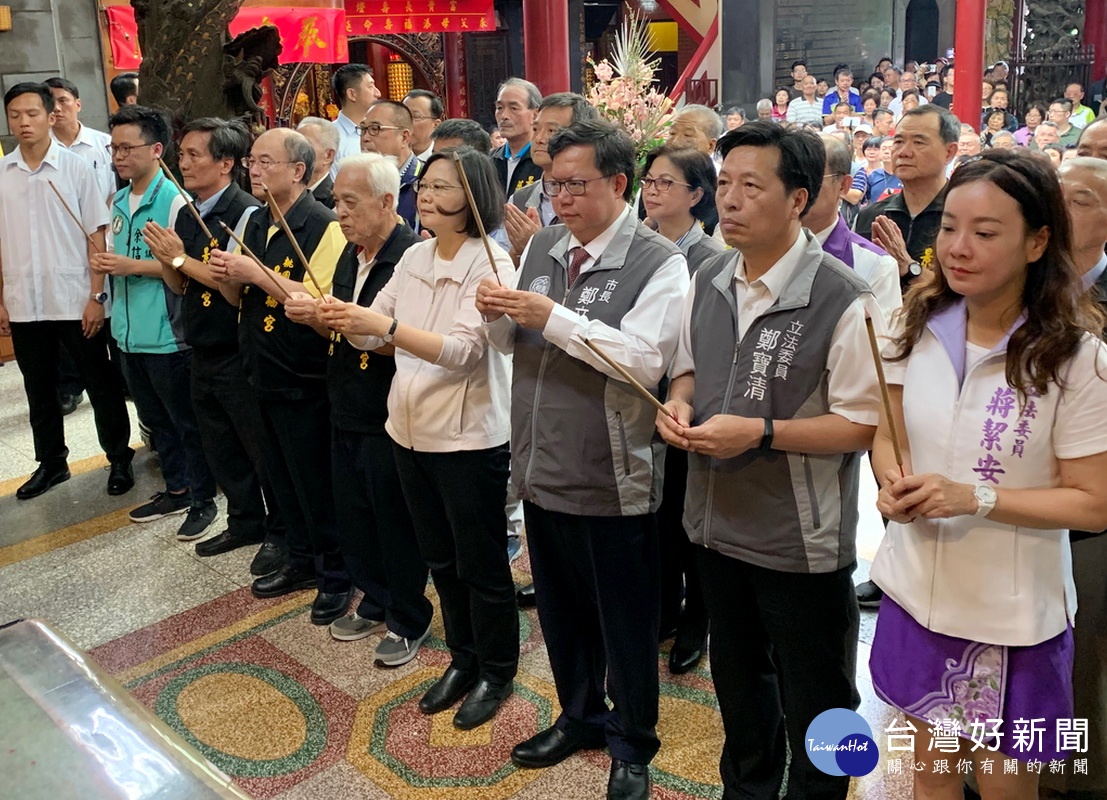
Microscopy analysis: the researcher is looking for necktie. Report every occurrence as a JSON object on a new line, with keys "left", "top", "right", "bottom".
{"left": 568, "top": 246, "right": 590, "bottom": 288}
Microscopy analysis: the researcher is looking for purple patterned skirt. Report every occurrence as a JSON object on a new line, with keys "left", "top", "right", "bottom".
{"left": 869, "top": 595, "right": 1074, "bottom": 761}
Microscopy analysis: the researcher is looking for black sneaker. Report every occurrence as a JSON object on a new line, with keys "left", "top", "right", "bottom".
{"left": 129, "top": 491, "right": 191, "bottom": 523}
{"left": 856, "top": 580, "right": 884, "bottom": 608}
{"left": 177, "top": 500, "right": 218, "bottom": 541}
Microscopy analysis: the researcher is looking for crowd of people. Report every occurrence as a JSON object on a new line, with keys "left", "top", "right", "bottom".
{"left": 3, "top": 53, "right": 1107, "bottom": 800}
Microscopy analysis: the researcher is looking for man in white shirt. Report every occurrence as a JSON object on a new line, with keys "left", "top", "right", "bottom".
{"left": 478, "top": 120, "right": 689, "bottom": 800}
{"left": 45, "top": 77, "right": 115, "bottom": 203}
{"left": 0, "top": 82, "right": 134, "bottom": 500}
{"left": 403, "top": 89, "right": 442, "bottom": 163}
{"left": 786, "top": 75, "right": 823, "bottom": 126}
{"left": 329, "top": 64, "right": 381, "bottom": 180}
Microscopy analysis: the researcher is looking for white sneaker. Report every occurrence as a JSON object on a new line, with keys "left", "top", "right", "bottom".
{"left": 374, "top": 625, "right": 431, "bottom": 667}
{"left": 329, "top": 612, "right": 386, "bottom": 641}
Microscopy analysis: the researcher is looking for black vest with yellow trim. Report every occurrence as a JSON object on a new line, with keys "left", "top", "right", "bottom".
{"left": 327, "top": 225, "right": 419, "bottom": 434}
{"left": 239, "top": 190, "right": 335, "bottom": 399}
{"left": 176, "top": 182, "right": 260, "bottom": 353}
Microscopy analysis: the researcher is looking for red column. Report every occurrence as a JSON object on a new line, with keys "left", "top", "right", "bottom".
{"left": 952, "top": 0, "right": 986, "bottom": 130}
{"left": 1086, "top": 0, "right": 1107, "bottom": 83}
{"left": 443, "top": 33, "right": 469, "bottom": 119}
{"left": 523, "top": 0, "right": 570, "bottom": 93}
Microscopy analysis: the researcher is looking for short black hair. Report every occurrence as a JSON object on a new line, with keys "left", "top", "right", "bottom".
{"left": 404, "top": 89, "right": 443, "bottom": 119}
{"left": 423, "top": 147, "right": 505, "bottom": 237}
{"left": 108, "top": 105, "right": 171, "bottom": 149}
{"left": 1051, "top": 97, "right": 1074, "bottom": 113}
{"left": 716, "top": 121, "right": 825, "bottom": 215}
{"left": 873, "top": 107, "right": 895, "bottom": 124}
{"left": 538, "top": 92, "right": 598, "bottom": 125}
{"left": 109, "top": 73, "right": 139, "bottom": 106}
{"left": 641, "top": 144, "right": 718, "bottom": 224}
{"left": 901, "top": 104, "right": 961, "bottom": 145}
{"left": 332, "top": 64, "right": 372, "bottom": 108}
{"left": 369, "top": 99, "right": 413, "bottom": 130}
{"left": 547, "top": 119, "right": 637, "bottom": 202}
{"left": 4, "top": 82, "right": 55, "bottom": 114}
{"left": 431, "top": 119, "right": 492, "bottom": 152}
{"left": 791, "top": 60, "right": 807, "bottom": 70}
{"left": 44, "top": 77, "right": 80, "bottom": 100}
{"left": 182, "top": 117, "right": 252, "bottom": 169}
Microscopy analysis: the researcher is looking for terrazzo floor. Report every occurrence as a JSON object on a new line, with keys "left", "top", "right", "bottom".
{"left": 0, "top": 358, "right": 913, "bottom": 799}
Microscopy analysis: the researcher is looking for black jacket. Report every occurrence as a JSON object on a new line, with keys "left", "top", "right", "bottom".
{"left": 855, "top": 187, "right": 945, "bottom": 292}
{"left": 493, "top": 143, "right": 544, "bottom": 196}
{"left": 312, "top": 175, "right": 335, "bottom": 209}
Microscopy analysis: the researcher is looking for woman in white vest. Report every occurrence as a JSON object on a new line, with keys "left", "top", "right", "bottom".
{"left": 870, "top": 149, "right": 1107, "bottom": 793}
{"left": 319, "top": 147, "right": 518, "bottom": 731}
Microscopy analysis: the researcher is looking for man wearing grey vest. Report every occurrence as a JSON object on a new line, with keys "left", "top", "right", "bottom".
{"left": 478, "top": 120, "right": 689, "bottom": 800}
{"left": 657, "top": 122, "right": 883, "bottom": 800}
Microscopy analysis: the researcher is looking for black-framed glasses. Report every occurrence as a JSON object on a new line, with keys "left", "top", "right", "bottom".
{"left": 107, "top": 142, "right": 156, "bottom": 158}
{"left": 542, "top": 176, "right": 609, "bottom": 197}
{"left": 356, "top": 123, "right": 404, "bottom": 137}
{"left": 640, "top": 177, "right": 692, "bottom": 192}
{"left": 414, "top": 180, "right": 462, "bottom": 195}
{"left": 241, "top": 157, "right": 293, "bottom": 170}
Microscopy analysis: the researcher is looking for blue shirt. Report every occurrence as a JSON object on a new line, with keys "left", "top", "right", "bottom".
{"left": 1082, "top": 253, "right": 1107, "bottom": 291}
{"left": 822, "top": 90, "right": 864, "bottom": 115}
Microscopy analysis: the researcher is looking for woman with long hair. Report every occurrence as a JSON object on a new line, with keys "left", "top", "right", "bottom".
{"left": 639, "top": 144, "right": 725, "bottom": 674}
{"left": 869, "top": 150, "right": 1107, "bottom": 796}
{"left": 319, "top": 146, "right": 519, "bottom": 731}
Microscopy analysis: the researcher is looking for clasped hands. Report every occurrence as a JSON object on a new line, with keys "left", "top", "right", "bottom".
{"left": 877, "top": 470, "right": 979, "bottom": 522}
{"left": 655, "top": 402, "right": 762, "bottom": 459}
{"left": 475, "top": 277, "right": 555, "bottom": 329}
{"left": 279, "top": 294, "right": 389, "bottom": 337}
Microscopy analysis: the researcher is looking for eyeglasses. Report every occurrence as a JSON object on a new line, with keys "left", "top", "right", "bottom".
{"left": 415, "top": 180, "right": 462, "bottom": 195}
{"left": 409, "top": 114, "right": 440, "bottom": 122}
{"left": 107, "top": 142, "right": 156, "bottom": 158}
{"left": 823, "top": 173, "right": 843, "bottom": 180}
{"left": 542, "top": 176, "right": 609, "bottom": 197}
{"left": 356, "top": 123, "right": 404, "bottom": 137}
{"left": 640, "top": 177, "right": 693, "bottom": 193}
{"left": 241, "top": 157, "right": 293, "bottom": 170}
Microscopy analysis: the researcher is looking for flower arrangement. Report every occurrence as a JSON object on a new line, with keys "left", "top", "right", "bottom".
{"left": 587, "top": 13, "right": 674, "bottom": 164}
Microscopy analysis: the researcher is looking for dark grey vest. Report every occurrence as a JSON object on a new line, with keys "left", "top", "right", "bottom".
{"left": 512, "top": 212, "right": 681, "bottom": 516}
{"left": 684, "top": 232, "right": 871, "bottom": 573}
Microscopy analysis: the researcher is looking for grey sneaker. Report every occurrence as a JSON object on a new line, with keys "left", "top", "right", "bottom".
{"left": 329, "top": 613, "right": 386, "bottom": 642}
{"left": 177, "top": 500, "right": 217, "bottom": 541}
{"left": 374, "top": 625, "right": 431, "bottom": 667}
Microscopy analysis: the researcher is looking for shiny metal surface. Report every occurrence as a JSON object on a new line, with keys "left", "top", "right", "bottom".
{"left": 0, "top": 619, "right": 252, "bottom": 799}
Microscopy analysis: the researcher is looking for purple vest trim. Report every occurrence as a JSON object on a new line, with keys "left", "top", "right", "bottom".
{"left": 821, "top": 216, "right": 887, "bottom": 269}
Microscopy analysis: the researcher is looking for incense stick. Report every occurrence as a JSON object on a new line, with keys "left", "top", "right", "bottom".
{"left": 865, "top": 316, "right": 905, "bottom": 476}
{"left": 47, "top": 180, "right": 101, "bottom": 253}
{"left": 218, "top": 220, "right": 291, "bottom": 304}
{"left": 450, "top": 151, "right": 502, "bottom": 286}
{"left": 582, "top": 338, "right": 673, "bottom": 419}
{"left": 261, "top": 184, "right": 328, "bottom": 298}
{"left": 157, "top": 157, "right": 214, "bottom": 241}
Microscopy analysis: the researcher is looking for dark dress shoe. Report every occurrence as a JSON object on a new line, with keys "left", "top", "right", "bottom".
{"left": 607, "top": 759, "right": 650, "bottom": 800}
{"left": 856, "top": 579, "right": 884, "bottom": 608}
{"left": 107, "top": 461, "right": 135, "bottom": 496}
{"left": 419, "top": 666, "right": 478, "bottom": 715}
{"left": 311, "top": 588, "right": 353, "bottom": 625}
{"left": 59, "top": 393, "right": 83, "bottom": 416}
{"left": 195, "top": 530, "right": 265, "bottom": 557}
{"left": 251, "top": 565, "right": 316, "bottom": 598}
{"left": 669, "top": 622, "right": 708, "bottom": 675}
{"left": 453, "top": 678, "right": 513, "bottom": 730}
{"left": 249, "top": 541, "right": 286, "bottom": 576}
{"left": 17, "top": 463, "right": 70, "bottom": 500}
{"left": 511, "top": 725, "right": 607, "bottom": 768}
{"left": 516, "top": 582, "right": 537, "bottom": 608}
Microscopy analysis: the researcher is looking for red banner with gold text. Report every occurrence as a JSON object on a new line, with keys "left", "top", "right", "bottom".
{"left": 344, "top": 0, "right": 494, "bottom": 35}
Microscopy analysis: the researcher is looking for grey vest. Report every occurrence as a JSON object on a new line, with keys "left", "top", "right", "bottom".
{"left": 684, "top": 231, "right": 871, "bottom": 573}
{"left": 512, "top": 212, "right": 681, "bottom": 517}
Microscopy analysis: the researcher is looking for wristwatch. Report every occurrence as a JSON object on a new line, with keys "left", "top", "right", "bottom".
{"left": 759, "top": 418, "right": 774, "bottom": 451}
{"left": 171, "top": 254, "right": 187, "bottom": 269}
{"left": 973, "top": 484, "right": 997, "bottom": 517}
{"left": 91, "top": 291, "right": 108, "bottom": 304}
{"left": 906, "top": 261, "right": 922, "bottom": 277}
{"left": 382, "top": 318, "right": 399, "bottom": 343}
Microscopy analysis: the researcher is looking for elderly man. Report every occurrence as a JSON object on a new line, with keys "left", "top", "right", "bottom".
{"left": 1077, "top": 117, "right": 1107, "bottom": 159}
{"left": 786, "top": 76, "right": 823, "bottom": 127}
{"left": 1032, "top": 120, "right": 1062, "bottom": 151}
{"left": 358, "top": 100, "right": 421, "bottom": 228}
{"left": 822, "top": 67, "right": 863, "bottom": 118}
{"left": 208, "top": 128, "right": 351, "bottom": 623}
{"left": 297, "top": 116, "right": 339, "bottom": 208}
{"left": 657, "top": 121, "right": 881, "bottom": 800}
{"left": 403, "top": 89, "right": 442, "bottom": 162}
{"left": 283, "top": 153, "right": 432, "bottom": 666}
{"left": 1066, "top": 82, "right": 1098, "bottom": 128}
{"left": 493, "top": 78, "right": 543, "bottom": 194}
{"left": 330, "top": 64, "right": 381, "bottom": 177}
{"left": 478, "top": 119, "right": 689, "bottom": 800}
{"left": 431, "top": 119, "right": 493, "bottom": 152}
{"left": 725, "top": 107, "right": 746, "bottom": 130}
{"left": 957, "top": 126, "right": 982, "bottom": 158}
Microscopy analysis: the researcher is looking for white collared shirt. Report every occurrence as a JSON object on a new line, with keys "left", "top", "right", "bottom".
{"left": 51, "top": 123, "right": 115, "bottom": 204}
{"left": 812, "top": 220, "right": 902, "bottom": 321}
{"left": 332, "top": 111, "right": 362, "bottom": 180}
{"left": 670, "top": 230, "right": 882, "bottom": 426}
{"left": 496, "top": 205, "right": 690, "bottom": 388}
{"left": 0, "top": 141, "right": 110, "bottom": 322}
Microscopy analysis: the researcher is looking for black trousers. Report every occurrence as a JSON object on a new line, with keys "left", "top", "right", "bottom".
{"left": 256, "top": 392, "right": 348, "bottom": 592}
{"left": 10, "top": 321, "right": 132, "bottom": 466}
{"left": 393, "top": 443, "right": 517, "bottom": 684}
{"left": 332, "top": 428, "right": 432, "bottom": 639}
{"left": 191, "top": 350, "right": 272, "bottom": 541}
{"left": 697, "top": 546, "right": 860, "bottom": 800}
{"left": 525, "top": 502, "right": 661, "bottom": 764}
{"left": 58, "top": 344, "right": 84, "bottom": 397}
{"left": 657, "top": 446, "right": 706, "bottom": 633}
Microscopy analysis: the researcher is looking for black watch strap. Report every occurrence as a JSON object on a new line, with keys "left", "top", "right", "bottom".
{"left": 759, "top": 417, "right": 774, "bottom": 451}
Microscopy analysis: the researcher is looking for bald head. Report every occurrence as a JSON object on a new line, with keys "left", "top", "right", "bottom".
{"left": 249, "top": 128, "right": 314, "bottom": 204}
{"left": 1059, "top": 156, "right": 1107, "bottom": 265}
{"left": 1076, "top": 117, "right": 1107, "bottom": 160}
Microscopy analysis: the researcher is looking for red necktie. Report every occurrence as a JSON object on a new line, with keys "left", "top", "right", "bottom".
{"left": 568, "top": 246, "right": 590, "bottom": 288}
